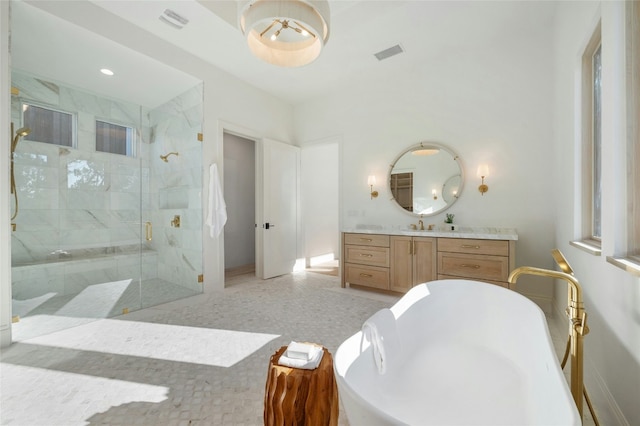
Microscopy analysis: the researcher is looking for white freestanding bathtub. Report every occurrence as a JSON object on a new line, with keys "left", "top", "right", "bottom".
{"left": 334, "top": 279, "right": 580, "bottom": 425}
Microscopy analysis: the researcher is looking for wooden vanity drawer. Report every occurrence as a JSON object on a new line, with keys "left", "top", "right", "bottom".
{"left": 345, "top": 264, "right": 389, "bottom": 290}
{"left": 437, "top": 252, "right": 510, "bottom": 282}
{"left": 344, "top": 233, "right": 390, "bottom": 247}
{"left": 438, "top": 238, "right": 509, "bottom": 257}
{"left": 344, "top": 245, "right": 390, "bottom": 267}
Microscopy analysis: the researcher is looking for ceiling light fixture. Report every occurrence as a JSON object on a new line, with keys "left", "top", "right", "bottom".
{"left": 100, "top": 68, "right": 114, "bottom": 76}
{"left": 240, "top": 0, "right": 330, "bottom": 67}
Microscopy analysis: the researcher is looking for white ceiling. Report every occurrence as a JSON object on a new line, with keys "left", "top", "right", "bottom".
{"left": 10, "top": 0, "right": 557, "bottom": 108}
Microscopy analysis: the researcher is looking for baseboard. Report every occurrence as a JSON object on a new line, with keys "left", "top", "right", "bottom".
{"left": 549, "top": 303, "right": 630, "bottom": 426}
{"left": 520, "top": 291, "right": 554, "bottom": 315}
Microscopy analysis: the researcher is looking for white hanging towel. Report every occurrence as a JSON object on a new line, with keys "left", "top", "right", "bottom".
{"left": 206, "top": 163, "right": 227, "bottom": 238}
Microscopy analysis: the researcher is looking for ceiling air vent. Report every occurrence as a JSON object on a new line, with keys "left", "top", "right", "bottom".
{"left": 374, "top": 44, "right": 404, "bottom": 61}
{"left": 159, "top": 9, "right": 189, "bottom": 30}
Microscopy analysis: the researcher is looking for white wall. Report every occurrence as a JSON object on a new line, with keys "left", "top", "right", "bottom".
{"left": 300, "top": 140, "right": 340, "bottom": 264}
{"left": 552, "top": 2, "right": 639, "bottom": 424}
{"left": 223, "top": 132, "right": 256, "bottom": 270}
{"left": 294, "top": 6, "right": 557, "bottom": 307}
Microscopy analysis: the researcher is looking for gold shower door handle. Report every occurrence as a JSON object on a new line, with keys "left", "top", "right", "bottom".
{"left": 145, "top": 221, "right": 152, "bottom": 241}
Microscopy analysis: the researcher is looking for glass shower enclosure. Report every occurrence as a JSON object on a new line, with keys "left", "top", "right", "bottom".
{"left": 9, "top": 1, "right": 204, "bottom": 341}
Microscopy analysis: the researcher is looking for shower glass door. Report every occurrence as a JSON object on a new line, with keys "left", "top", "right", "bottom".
{"left": 140, "top": 84, "right": 204, "bottom": 310}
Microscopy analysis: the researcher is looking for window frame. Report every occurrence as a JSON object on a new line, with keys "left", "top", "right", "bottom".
{"left": 606, "top": 1, "right": 640, "bottom": 276}
{"left": 94, "top": 118, "right": 137, "bottom": 158}
{"left": 573, "top": 22, "right": 603, "bottom": 255}
{"left": 20, "top": 101, "right": 77, "bottom": 148}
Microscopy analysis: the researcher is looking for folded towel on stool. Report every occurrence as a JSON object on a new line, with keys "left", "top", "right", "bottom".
{"left": 285, "top": 341, "right": 316, "bottom": 360}
{"left": 279, "top": 343, "right": 324, "bottom": 370}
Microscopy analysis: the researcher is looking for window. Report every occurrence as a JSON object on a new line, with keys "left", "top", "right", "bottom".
{"left": 605, "top": 2, "right": 640, "bottom": 276}
{"left": 96, "top": 120, "right": 135, "bottom": 157}
{"left": 573, "top": 23, "right": 602, "bottom": 254}
{"left": 630, "top": 2, "right": 640, "bottom": 262}
{"left": 22, "top": 103, "right": 74, "bottom": 147}
{"left": 591, "top": 44, "right": 602, "bottom": 240}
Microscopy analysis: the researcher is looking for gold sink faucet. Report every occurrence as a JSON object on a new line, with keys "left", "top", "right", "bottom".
{"left": 418, "top": 220, "right": 424, "bottom": 230}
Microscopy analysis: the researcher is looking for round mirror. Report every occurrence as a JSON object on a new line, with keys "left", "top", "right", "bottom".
{"left": 388, "top": 142, "right": 464, "bottom": 216}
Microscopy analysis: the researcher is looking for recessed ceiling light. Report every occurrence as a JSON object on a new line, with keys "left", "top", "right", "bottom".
{"left": 100, "top": 68, "right": 114, "bottom": 76}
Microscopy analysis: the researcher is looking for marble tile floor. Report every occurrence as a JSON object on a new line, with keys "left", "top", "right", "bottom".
{"left": 11, "top": 278, "right": 200, "bottom": 341}
{"left": 1, "top": 271, "right": 596, "bottom": 426}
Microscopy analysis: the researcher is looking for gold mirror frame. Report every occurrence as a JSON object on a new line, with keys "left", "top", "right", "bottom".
{"left": 387, "top": 142, "right": 464, "bottom": 217}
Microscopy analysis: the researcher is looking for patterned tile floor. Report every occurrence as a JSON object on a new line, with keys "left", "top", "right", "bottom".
{"left": 1, "top": 270, "right": 596, "bottom": 425}
{"left": 1, "top": 269, "right": 394, "bottom": 426}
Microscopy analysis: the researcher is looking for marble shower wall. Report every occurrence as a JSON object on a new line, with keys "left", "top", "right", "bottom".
{"left": 10, "top": 72, "right": 157, "bottom": 300}
{"left": 148, "top": 84, "right": 203, "bottom": 293}
{"left": 10, "top": 71, "right": 151, "bottom": 266}
{"left": 10, "top": 72, "right": 203, "bottom": 299}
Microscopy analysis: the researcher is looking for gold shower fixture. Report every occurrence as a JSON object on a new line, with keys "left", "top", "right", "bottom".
{"left": 10, "top": 123, "right": 31, "bottom": 223}
{"left": 160, "top": 152, "right": 179, "bottom": 162}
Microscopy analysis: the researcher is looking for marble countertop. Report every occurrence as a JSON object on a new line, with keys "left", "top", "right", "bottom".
{"left": 342, "top": 226, "right": 518, "bottom": 240}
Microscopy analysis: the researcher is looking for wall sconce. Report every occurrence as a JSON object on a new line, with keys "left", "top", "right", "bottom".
{"left": 368, "top": 175, "right": 379, "bottom": 199}
{"left": 477, "top": 164, "right": 489, "bottom": 196}
{"left": 432, "top": 189, "right": 438, "bottom": 200}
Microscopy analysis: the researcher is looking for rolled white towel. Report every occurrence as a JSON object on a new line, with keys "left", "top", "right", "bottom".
{"left": 361, "top": 308, "right": 399, "bottom": 375}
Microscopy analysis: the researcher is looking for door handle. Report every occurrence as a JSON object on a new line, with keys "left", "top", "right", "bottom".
{"left": 264, "top": 222, "right": 276, "bottom": 229}
{"left": 145, "top": 221, "right": 152, "bottom": 241}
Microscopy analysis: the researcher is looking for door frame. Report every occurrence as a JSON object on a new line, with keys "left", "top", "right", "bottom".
{"left": 215, "top": 121, "right": 302, "bottom": 284}
{"left": 214, "top": 121, "right": 262, "bottom": 289}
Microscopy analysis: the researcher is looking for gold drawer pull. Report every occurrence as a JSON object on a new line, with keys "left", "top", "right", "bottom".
{"left": 460, "top": 264, "right": 481, "bottom": 269}
{"left": 359, "top": 273, "right": 373, "bottom": 278}
{"left": 461, "top": 244, "right": 481, "bottom": 249}
{"left": 360, "top": 238, "right": 373, "bottom": 242}
{"left": 359, "top": 253, "right": 374, "bottom": 257}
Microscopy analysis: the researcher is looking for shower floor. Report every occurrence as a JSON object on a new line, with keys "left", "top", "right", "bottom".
{"left": 11, "top": 278, "right": 200, "bottom": 341}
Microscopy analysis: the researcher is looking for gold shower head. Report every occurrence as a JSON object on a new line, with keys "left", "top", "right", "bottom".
{"left": 15, "top": 127, "right": 30, "bottom": 138}
{"left": 11, "top": 125, "right": 31, "bottom": 153}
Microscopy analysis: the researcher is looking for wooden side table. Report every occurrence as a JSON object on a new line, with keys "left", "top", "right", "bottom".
{"left": 264, "top": 345, "right": 338, "bottom": 426}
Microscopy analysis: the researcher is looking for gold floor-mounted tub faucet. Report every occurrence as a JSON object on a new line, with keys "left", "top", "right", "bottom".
{"left": 508, "top": 249, "right": 598, "bottom": 425}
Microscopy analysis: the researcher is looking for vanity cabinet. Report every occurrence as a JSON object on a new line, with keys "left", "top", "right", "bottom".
{"left": 342, "top": 232, "right": 516, "bottom": 293}
{"left": 390, "top": 236, "right": 437, "bottom": 292}
{"left": 437, "top": 238, "right": 516, "bottom": 288}
{"left": 342, "top": 233, "right": 390, "bottom": 290}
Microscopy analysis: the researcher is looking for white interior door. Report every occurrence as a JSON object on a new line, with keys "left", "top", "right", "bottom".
{"left": 257, "top": 139, "right": 300, "bottom": 279}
